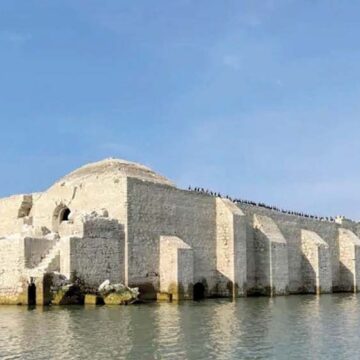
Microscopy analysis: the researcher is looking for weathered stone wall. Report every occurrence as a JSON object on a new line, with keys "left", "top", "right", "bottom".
{"left": 216, "top": 198, "right": 247, "bottom": 297}
{"left": 253, "top": 214, "right": 289, "bottom": 296}
{"left": 239, "top": 204, "right": 340, "bottom": 293}
{"left": 159, "top": 236, "right": 193, "bottom": 300}
{"left": 31, "top": 176, "right": 128, "bottom": 235}
{"left": 68, "top": 218, "right": 125, "bottom": 287}
{"left": 60, "top": 236, "right": 71, "bottom": 279}
{"left": 3, "top": 158, "right": 360, "bottom": 303}
{"left": 338, "top": 228, "right": 360, "bottom": 292}
{"left": 0, "top": 233, "right": 61, "bottom": 304}
{"left": 0, "top": 195, "right": 32, "bottom": 237}
{"left": 24, "top": 237, "right": 56, "bottom": 268}
{"left": 301, "top": 230, "right": 332, "bottom": 294}
{"left": 127, "top": 178, "right": 217, "bottom": 296}
{"left": 0, "top": 236, "right": 26, "bottom": 304}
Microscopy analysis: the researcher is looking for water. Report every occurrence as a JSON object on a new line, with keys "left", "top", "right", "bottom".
{"left": 0, "top": 294, "right": 360, "bottom": 359}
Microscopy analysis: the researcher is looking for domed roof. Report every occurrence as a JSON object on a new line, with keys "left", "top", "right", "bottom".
{"left": 56, "top": 158, "right": 174, "bottom": 186}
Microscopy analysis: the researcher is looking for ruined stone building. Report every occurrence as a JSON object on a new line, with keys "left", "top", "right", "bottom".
{"left": 0, "top": 158, "right": 360, "bottom": 304}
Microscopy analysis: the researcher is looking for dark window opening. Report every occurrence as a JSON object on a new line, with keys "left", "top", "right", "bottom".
{"left": 193, "top": 283, "right": 205, "bottom": 301}
{"left": 52, "top": 205, "right": 72, "bottom": 232}
{"left": 60, "top": 208, "right": 71, "bottom": 222}
{"left": 28, "top": 283, "right": 36, "bottom": 306}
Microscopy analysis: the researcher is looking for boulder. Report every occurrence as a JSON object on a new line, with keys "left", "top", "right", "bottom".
{"left": 98, "top": 280, "right": 139, "bottom": 305}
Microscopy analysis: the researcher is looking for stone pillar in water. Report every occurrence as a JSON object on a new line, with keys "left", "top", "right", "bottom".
{"left": 253, "top": 214, "right": 289, "bottom": 296}
{"left": 338, "top": 228, "right": 360, "bottom": 292}
{"left": 216, "top": 198, "right": 247, "bottom": 298}
{"left": 301, "top": 230, "right": 332, "bottom": 294}
{"left": 159, "top": 236, "right": 194, "bottom": 300}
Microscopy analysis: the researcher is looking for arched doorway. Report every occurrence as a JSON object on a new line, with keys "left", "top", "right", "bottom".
{"left": 60, "top": 207, "right": 71, "bottom": 222}
{"left": 28, "top": 283, "right": 36, "bottom": 306}
{"left": 193, "top": 282, "right": 205, "bottom": 301}
{"left": 52, "top": 204, "right": 71, "bottom": 232}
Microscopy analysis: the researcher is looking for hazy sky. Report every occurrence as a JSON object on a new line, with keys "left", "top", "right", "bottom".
{"left": 1, "top": 1, "right": 360, "bottom": 218}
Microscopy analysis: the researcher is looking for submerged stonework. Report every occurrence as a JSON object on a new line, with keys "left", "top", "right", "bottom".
{"left": 0, "top": 158, "right": 360, "bottom": 305}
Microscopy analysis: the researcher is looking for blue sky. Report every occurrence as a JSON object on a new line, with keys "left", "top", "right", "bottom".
{"left": 1, "top": 0, "right": 360, "bottom": 218}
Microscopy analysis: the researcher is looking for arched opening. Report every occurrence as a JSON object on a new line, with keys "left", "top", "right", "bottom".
{"left": 53, "top": 204, "right": 71, "bottom": 232}
{"left": 193, "top": 282, "right": 205, "bottom": 301}
{"left": 28, "top": 283, "right": 36, "bottom": 306}
{"left": 60, "top": 207, "right": 71, "bottom": 222}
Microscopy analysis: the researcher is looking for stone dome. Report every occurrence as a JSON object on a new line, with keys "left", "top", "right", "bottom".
{"left": 55, "top": 158, "right": 174, "bottom": 186}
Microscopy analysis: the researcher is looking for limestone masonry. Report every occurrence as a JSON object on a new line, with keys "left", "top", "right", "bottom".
{"left": 0, "top": 158, "right": 359, "bottom": 305}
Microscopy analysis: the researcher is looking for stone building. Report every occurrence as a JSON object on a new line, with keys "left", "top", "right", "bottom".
{"left": 0, "top": 158, "right": 360, "bottom": 304}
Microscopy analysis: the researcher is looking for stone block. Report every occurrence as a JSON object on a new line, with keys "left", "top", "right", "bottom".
{"left": 84, "top": 294, "right": 104, "bottom": 305}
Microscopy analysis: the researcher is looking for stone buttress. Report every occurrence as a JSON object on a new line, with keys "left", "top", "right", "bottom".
{"left": 253, "top": 214, "right": 289, "bottom": 296}
{"left": 215, "top": 198, "right": 247, "bottom": 297}
{"left": 338, "top": 228, "right": 360, "bottom": 292}
{"left": 159, "top": 236, "right": 194, "bottom": 300}
{"left": 301, "top": 230, "right": 332, "bottom": 294}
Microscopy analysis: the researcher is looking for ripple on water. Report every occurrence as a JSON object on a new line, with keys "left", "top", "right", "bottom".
{"left": 1, "top": 296, "right": 360, "bottom": 359}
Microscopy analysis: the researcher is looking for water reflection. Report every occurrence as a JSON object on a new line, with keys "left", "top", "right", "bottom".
{"left": 1, "top": 295, "right": 360, "bottom": 359}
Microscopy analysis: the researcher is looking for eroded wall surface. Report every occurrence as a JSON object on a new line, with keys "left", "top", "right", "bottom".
{"left": 216, "top": 198, "right": 247, "bottom": 297}
{"left": 253, "top": 214, "right": 289, "bottom": 296}
{"left": 3, "top": 158, "right": 360, "bottom": 302}
{"left": 239, "top": 204, "right": 340, "bottom": 293}
{"left": 0, "top": 195, "right": 33, "bottom": 237}
{"left": 338, "top": 228, "right": 360, "bottom": 292}
{"left": 0, "top": 236, "right": 26, "bottom": 304}
{"left": 31, "top": 176, "right": 127, "bottom": 235}
{"left": 301, "top": 230, "right": 332, "bottom": 294}
{"left": 159, "top": 236, "right": 193, "bottom": 299}
{"left": 68, "top": 218, "right": 125, "bottom": 287}
{"left": 127, "top": 178, "right": 217, "bottom": 296}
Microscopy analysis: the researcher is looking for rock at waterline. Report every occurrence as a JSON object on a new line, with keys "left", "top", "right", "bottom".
{"left": 98, "top": 280, "right": 139, "bottom": 305}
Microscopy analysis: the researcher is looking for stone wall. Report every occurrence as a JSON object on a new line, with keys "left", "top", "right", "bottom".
{"left": 31, "top": 176, "right": 128, "bottom": 235}
{"left": 0, "top": 195, "right": 32, "bottom": 237}
{"left": 239, "top": 204, "right": 340, "bottom": 293}
{"left": 338, "top": 228, "right": 360, "bottom": 292}
{"left": 253, "top": 214, "right": 289, "bottom": 296}
{"left": 301, "top": 230, "right": 332, "bottom": 294}
{"left": 159, "top": 236, "right": 193, "bottom": 300}
{"left": 68, "top": 217, "right": 125, "bottom": 287}
{"left": 0, "top": 236, "right": 26, "bottom": 304}
{"left": 127, "top": 178, "right": 217, "bottom": 296}
{"left": 216, "top": 198, "right": 247, "bottom": 297}
{"left": 3, "top": 157, "right": 360, "bottom": 303}
{"left": 24, "top": 237, "right": 57, "bottom": 268}
{"left": 0, "top": 233, "right": 60, "bottom": 304}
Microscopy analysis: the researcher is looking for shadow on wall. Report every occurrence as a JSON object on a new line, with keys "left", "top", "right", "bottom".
{"left": 338, "top": 262, "right": 356, "bottom": 293}
{"left": 300, "top": 254, "right": 318, "bottom": 294}
{"left": 215, "top": 271, "right": 243, "bottom": 298}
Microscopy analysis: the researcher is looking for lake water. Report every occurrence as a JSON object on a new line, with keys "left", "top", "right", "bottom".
{"left": 1, "top": 294, "right": 360, "bottom": 359}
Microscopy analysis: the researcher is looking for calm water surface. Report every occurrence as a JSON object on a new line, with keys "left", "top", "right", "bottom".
{"left": 1, "top": 294, "right": 360, "bottom": 359}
